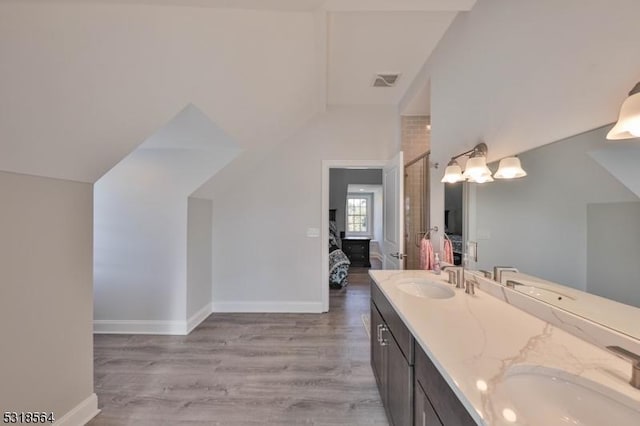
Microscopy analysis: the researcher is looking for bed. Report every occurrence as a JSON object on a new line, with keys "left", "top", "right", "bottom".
{"left": 449, "top": 233, "right": 463, "bottom": 265}
{"left": 329, "top": 210, "right": 350, "bottom": 289}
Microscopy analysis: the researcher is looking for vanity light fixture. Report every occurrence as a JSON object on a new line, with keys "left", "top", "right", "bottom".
{"left": 441, "top": 142, "right": 493, "bottom": 184}
{"left": 494, "top": 156, "right": 527, "bottom": 179}
{"left": 440, "top": 159, "right": 464, "bottom": 183}
{"left": 442, "top": 143, "right": 528, "bottom": 183}
{"left": 469, "top": 174, "right": 494, "bottom": 183}
{"left": 607, "top": 82, "right": 640, "bottom": 140}
{"left": 462, "top": 155, "right": 492, "bottom": 182}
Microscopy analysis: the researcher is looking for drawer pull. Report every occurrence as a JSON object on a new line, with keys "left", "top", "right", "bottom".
{"left": 378, "top": 324, "right": 388, "bottom": 346}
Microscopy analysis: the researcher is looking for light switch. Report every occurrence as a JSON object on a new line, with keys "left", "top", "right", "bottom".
{"left": 306, "top": 227, "right": 320, "bottom": 238}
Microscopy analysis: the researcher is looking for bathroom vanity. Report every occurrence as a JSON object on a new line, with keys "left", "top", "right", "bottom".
{"left": 369, "top": 270, "right": 640, "bottom": 425}
{"left": 370, "top": 279, "right": 474, "bottom": 425}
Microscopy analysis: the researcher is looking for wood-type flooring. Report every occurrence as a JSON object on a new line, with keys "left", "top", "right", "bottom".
{"left": 89, "top": 262, "right": 388, "bottom": 425}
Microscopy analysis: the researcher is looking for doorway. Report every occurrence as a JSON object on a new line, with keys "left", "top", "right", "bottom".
{"left": 322, "top": 160, "right": 387, "bottom": 312}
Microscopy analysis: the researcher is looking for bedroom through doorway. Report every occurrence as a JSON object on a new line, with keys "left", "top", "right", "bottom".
{"left": 322, "top": 161, "right": 386, "bottom": 313}
{"left": 328, "top": 167, "right": 383, "bottom": 296}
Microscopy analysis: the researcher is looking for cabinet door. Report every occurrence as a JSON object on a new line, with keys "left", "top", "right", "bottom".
{"left": 371, "top": 302, "right": 386, "bottom": 405}
{"left": 415, "top": 381, "right": 442, "bottom": 426}
{"left": 387, "top": 330, "right": 413, "bottom": 426}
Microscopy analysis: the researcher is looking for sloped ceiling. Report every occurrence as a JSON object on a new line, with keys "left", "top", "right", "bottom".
{"left": 0, "top": 0, "right": 473, "bottom": 185}
{"left": 589, "top": 143, "right": 640, "bottom": 200}
{"left": 0, "top": 2, "right": 318, "bottom": 183}
{"left": 328, "top": 11, "right": 454, "bottom": 105}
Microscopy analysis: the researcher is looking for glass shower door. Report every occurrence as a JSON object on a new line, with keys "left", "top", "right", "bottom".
{"left": 404, "top": 154, "right": 429, "bottom": 270}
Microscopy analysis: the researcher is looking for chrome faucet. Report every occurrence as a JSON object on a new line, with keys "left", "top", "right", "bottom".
{"left": 505, "top": 279, "right": 525, "bottom": 289}
{"left": 465, "top": 276, "right": 477, "bottom": 295}
{"left": 607, "top": 346, "right": 640, "bottom": 389}
{"left": 442, "top": 265, "right": 464, "bottom": 289}
{"left": 493, "top": 266, "right": 519, "bottom": 283}
{"left": 479, "top": 270, "right": 493, "bottom": 279}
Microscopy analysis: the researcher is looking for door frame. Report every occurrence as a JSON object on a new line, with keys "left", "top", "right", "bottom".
{"left": 321, "top": 159, "right": 387, "bottom": 312}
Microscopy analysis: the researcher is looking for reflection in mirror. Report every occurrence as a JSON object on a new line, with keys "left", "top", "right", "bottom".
{"left": 444, "top": 182, "right": 464, "bottom": 265}
{"left": 467, "top": 125, "right": 640, "bottom": 339}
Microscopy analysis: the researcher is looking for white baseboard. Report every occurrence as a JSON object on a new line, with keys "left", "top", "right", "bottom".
{"left": 94, "top": 303, "right": 213, "bottom": 335}
{"left": 212, "top": 301, "right": 324, "bottom": 313}
{"left": 186, "top": 302, "right": 213, "bottom": 334}
{"left": 94, "top": 319, "right": 188, "bottom": 335}
{"left": 371, "top": 252, "right": 383, "bottom": 262}
{"left": 53, "top": 393, "right": 99, "bottom": 426}
{"left": 94, "top": 301, "right": 319, "bottom": 333}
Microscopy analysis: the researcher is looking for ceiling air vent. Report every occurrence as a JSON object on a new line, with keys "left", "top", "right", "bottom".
{"left": 372, "top": 73, "right": 401, "bottom": 87}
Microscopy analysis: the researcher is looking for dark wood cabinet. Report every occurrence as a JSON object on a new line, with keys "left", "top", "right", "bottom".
{"left": 341, "top": 237, "right": 371, "bottom": 267}
{"left": 371, "top": 285, "right": 414, "bottom": 426}
{"left": 414, "top": 381, "right": 442, "bottom": 426}
{"left": 371, "top": 302, "right": 386, "bottom": 393}
{"left": 371, "top": 279, "right": 476, "bottom": 426}
{"left": 414, "top": 343, "right": 476, "bottom": 426}
{"left": 387, "top": 331, "right": 413, "bottom": 426}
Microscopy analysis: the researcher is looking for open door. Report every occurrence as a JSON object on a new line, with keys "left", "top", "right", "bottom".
{"left": 383, "top": 151, "right": 405, "bottom": 269}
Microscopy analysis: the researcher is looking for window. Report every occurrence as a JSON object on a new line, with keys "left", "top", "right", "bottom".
{"left": 346, "top": 193, "right": 373, "bottom": 237}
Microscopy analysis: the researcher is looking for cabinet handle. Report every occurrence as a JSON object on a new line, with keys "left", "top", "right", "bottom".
{"left": 379, "top": 324, "right": 388, "bottom": 346}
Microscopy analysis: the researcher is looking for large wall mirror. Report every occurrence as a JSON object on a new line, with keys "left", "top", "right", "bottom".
{"left": 466, "top": 125, "right": 640, "bottom": 340}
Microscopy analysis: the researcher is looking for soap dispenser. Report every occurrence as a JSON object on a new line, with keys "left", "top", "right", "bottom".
{"left": 433, "top": 253, "right": 441, "bottom": 275}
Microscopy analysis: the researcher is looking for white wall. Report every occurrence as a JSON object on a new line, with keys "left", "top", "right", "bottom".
{"left": 211, "top": 105, "right": 398, "bottom": 311}
{"left": 329, "top": 168, "right": 382, "bottom": 234}
{"left": 0, "top": 171, "right": 96, "bottom": 421}
{"left": 187, "top": 197, "right": 213, "bottom": 318}
{"left": 587, "top": 202, "right": 640, "bottom": 307}
{"left": 400, "top": 0, "right": 640, "bottom": 246}
{"left": 94, "top": 105, "right": 240, "bottom": 332}
{"left": 474, "top": 126, "right": 638, "bottom": 290}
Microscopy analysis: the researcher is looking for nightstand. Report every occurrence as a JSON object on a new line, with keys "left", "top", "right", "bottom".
{"left": 341, "top": 237, "right": 371, "bottom": 267}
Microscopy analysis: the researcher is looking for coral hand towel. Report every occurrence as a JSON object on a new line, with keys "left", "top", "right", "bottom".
{"left": 420, "top": 238, "right": 435, "bottom": 270}
{"left": 443, "top": 238, "right": 454, "bottom": 265}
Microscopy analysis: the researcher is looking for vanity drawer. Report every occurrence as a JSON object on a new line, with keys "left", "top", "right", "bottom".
{"left": 371, "top": 279, "right": 414, "bottom": 364}
{"left": 414, "top": 344, "right": 475, "bottom": 426}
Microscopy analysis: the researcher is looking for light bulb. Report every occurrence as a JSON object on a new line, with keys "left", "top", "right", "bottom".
{"left": 494, "top": 157, "right": 526, "bottom": 179}
{"left": 628, "top": 118, "right": 640, "bottom": 137}
{"left": 441, "top": 163, "right": 464, "bottom": 183}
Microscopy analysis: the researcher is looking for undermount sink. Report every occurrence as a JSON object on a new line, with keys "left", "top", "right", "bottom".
{"left": 494, "top": 365, "right": 640, "bottom": 425}
{"left": 396, "top": 278, "right": 455, "bottom": 299}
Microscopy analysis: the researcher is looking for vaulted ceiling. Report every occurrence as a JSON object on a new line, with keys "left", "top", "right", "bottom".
{"left": 0, "top": 0, "right": 474, "bottom": 184}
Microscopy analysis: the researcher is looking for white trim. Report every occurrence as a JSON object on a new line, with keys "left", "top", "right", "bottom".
{"left": 186, "top": 302, "right": 213, "bottom": 334}
{"left": 322, "top": 159, "right": 387, "bottom": 313}
{"left": 53, "top": 393, "right": 99, "bottom": 426}
{"left": 212, "top": 301, "right": 323, "bottom": 313}
{"left": 94, "top": 320, "right": 188, "bottom": 335}
{"left": 371, "top": 252, "right": 384, "bottom": 262}
{"left": 93, "top": 304, "right": 212, "bottom": 336}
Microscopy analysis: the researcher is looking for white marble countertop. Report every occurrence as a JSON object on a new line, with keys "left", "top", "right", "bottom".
{"left": 369, "top": 269, "right": 640, "bottom": 425}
